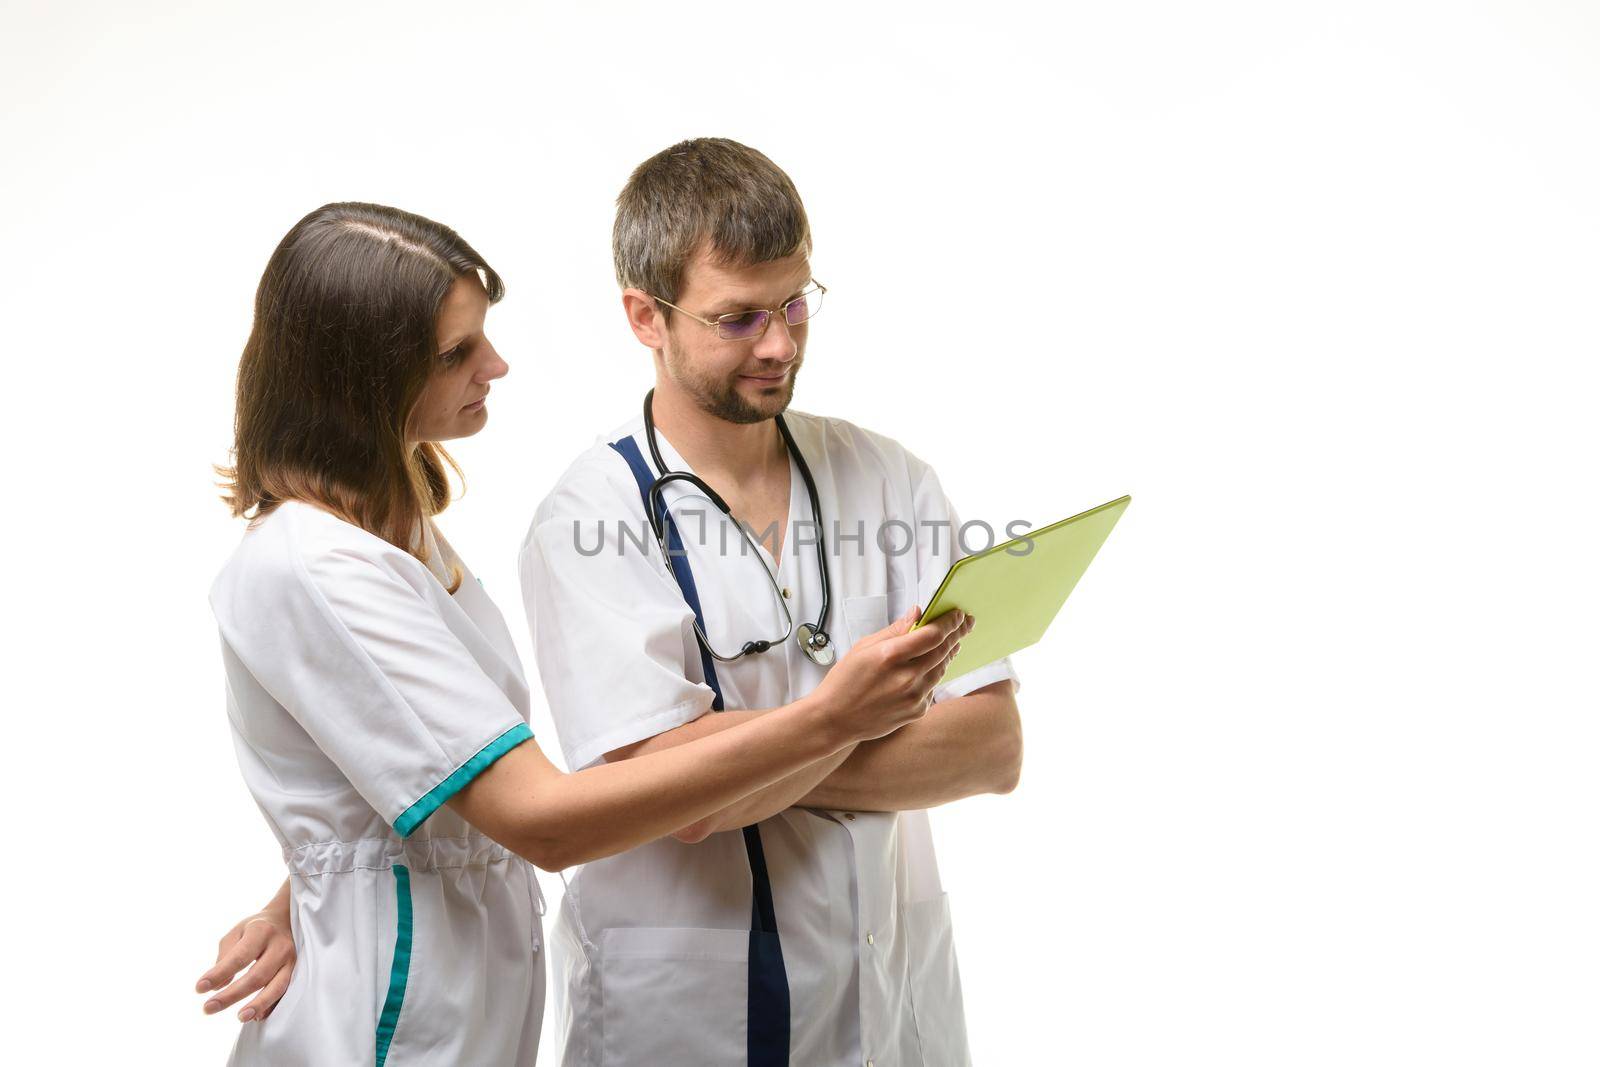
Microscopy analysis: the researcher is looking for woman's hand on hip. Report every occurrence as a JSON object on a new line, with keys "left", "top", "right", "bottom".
{"left": 195, "top": 899, "right": 296, "bottom": 1023}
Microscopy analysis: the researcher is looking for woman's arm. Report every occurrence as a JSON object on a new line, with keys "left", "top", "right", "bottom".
{"left": 192, "top": 606, "right": 964, "bottom": 1021}
{"left": 193, "top": 693, "right": 864, "bottom": 1027}
{"left": 451, "top": 607, "right": 969, "bottom": 870}
{"left": 603, "top": 610, "right": 975, "bottom": 841}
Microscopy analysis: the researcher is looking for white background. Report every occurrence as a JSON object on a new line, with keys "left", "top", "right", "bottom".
{"left": 3, "top": 1, "right": 1596, "bottom": 1062}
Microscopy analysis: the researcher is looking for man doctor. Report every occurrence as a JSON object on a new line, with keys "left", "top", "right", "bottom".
{"left": 520, "top": 137, "right": 1023, "bottom": 1067}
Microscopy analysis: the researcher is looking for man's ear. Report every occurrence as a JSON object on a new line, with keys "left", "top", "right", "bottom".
{"left": 621, "top": 288, "right": 667, "bottom": 349}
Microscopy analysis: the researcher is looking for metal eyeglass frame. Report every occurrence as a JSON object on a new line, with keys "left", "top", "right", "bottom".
{"left": 649, "top": 282, "right": 827, "bottom": 341}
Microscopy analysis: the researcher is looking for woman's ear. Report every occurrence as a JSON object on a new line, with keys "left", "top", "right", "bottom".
{"left": 621, "top": 288, "right": 667, "bottom": 350}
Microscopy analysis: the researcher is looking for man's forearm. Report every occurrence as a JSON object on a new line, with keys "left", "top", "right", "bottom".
{"left": 605, "top": 707, "right": 858, "bottom": 840}
{"left": 798, "top": 680, "right": 1021, "bottom": 812}
{"left": 675, "top": 743, "right": 858, "bottom": 839}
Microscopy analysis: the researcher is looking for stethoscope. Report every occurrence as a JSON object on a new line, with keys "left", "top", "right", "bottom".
{"left": 642, "top": 388, "right": 835, "bottom": 666}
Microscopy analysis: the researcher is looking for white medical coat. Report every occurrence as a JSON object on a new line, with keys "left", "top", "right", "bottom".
{"left": 520, "top": 410, "right": 1018, "bottom": 1067}
{"left": 211, "top": 501, "right": 545, "bottom": 1066}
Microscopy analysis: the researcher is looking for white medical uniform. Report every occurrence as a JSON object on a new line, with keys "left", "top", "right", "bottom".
{"left": 519, "top": 410, "right": 1018, "bottom": 1067}
{"left": 211, "top": 501, "right": 546, "bottom": 1066}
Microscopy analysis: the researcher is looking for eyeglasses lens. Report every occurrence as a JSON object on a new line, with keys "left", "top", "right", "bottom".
{"left": 785, "top": 288, "right": 822, "bottom": 326}
{"left": 717, "top": 310, "right": 770, "bottom": 340}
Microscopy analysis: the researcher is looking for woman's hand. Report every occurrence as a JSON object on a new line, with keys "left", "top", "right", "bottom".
{"left": 811, "top": 606, "right": 974, "bottom": 743}
{"left": 195, "top": 885, "right": 296, "bottom": 1023}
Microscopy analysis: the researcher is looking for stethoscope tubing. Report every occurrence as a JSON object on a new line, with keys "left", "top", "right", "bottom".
{"left": 642, "top": 388, "right": 834, "bottom": 664}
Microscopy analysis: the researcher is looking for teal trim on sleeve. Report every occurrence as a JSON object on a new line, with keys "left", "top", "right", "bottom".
{"left": 394, "top": 722, "right": 533, "bottom": 838}
{"left": 374, "top": 865, "right": 413, "bottom": 1067}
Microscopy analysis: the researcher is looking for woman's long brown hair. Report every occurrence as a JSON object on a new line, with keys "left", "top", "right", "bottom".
{"left": 218, "top": 202, "right": 504, "bottom": 589}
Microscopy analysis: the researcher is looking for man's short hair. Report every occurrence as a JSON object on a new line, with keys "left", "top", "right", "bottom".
{"left": 613, "top": 137, "right": 811, "bottom": 307}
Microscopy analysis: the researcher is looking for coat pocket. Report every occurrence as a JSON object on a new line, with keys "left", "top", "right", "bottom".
{"left": 904, "top": 892, "right": 972, "bottom": 1066}
{"left": 599, "top": 926, "right": 748, "bottom": 1066}
{"left": 841, "top": 593, "right": 891, "bottom": 655}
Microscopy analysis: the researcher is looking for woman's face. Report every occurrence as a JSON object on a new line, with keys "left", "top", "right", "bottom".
{"left": 409, "top": 273, "right": 508, "bottom": 443}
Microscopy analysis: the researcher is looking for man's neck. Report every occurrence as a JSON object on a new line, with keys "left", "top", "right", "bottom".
{"left": 648, "top": 380, "right": 786, "bottom": 486}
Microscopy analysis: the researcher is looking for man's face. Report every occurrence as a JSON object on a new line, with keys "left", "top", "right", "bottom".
{"left": 658, "top": 246, "right": 813, "bottom": 425}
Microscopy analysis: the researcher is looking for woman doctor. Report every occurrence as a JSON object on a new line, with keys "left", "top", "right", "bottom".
{"left": 195, "top": 202, "right": 972, "bottom": 1064}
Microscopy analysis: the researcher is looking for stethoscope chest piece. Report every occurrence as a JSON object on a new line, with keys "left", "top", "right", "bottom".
{"left": 798, "top": 622, "right": 836, "bottom": 666}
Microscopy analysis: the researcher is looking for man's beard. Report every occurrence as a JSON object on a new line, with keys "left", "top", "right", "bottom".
{"left": 666, "top": 351, "right": 801, "bottom": 425}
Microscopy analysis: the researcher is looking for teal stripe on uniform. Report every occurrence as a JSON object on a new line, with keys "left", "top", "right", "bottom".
{"left": 374, "top": 864, "right": 413, "bottom": 1067}
{"left": 394, "top": 722, "right": 533, "bottom": 838}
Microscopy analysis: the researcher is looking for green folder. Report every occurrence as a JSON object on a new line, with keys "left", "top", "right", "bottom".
{"left": 913, "top": 495, "right": 1131, "bottom": 685}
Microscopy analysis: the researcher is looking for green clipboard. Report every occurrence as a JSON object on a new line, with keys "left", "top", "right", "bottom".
{"left": 912, "top": 495, "right": 1131, "bottom": 685}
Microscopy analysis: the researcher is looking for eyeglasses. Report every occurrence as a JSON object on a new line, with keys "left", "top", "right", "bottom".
{"left": 651, "top": 283, "right": 826, "bottom": 341}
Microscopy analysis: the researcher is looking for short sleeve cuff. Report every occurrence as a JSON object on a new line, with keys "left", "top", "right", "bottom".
{"left": 561, "top": 694, "right": 712, "bottom": 771}
{"left": 932, "top": 657, "right": 1020, "bottom": 704}
{"left": 394, "top": 722, "right": 533, "bottom": 837}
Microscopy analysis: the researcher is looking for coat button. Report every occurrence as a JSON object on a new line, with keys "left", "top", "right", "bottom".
{"left": 782, "top": 586, "right": 792, "bottom": 599}
{"left": 843, "top": 812, "right": 856, "bottom": 821}
{"left": 866, "top": 932, "right": 874, "bottom": 945}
